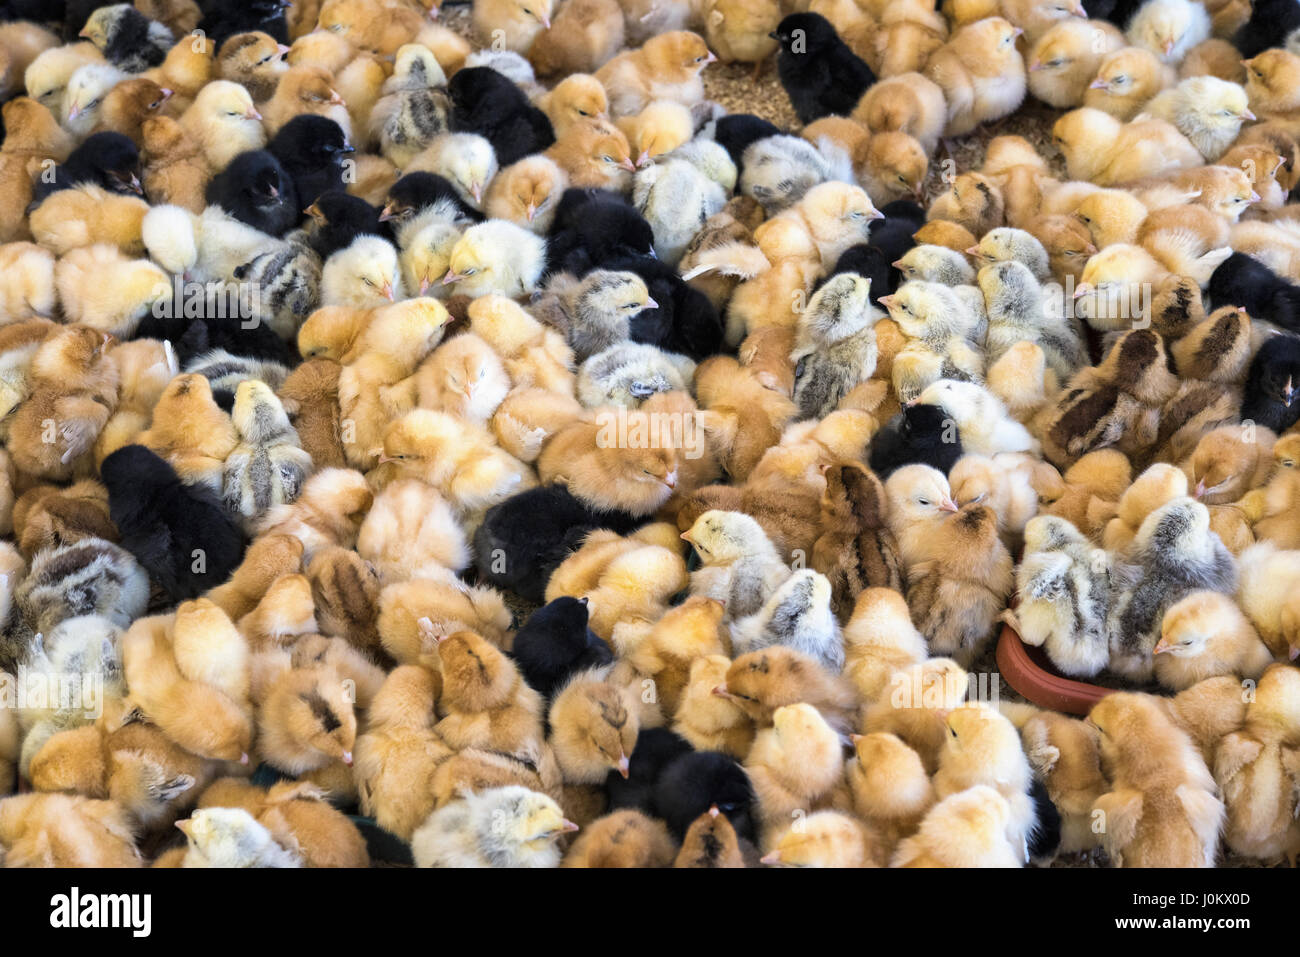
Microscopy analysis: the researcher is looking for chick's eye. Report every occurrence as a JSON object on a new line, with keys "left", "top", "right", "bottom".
{"left": 577, "top": 109, "right": 590, "bottom": 116}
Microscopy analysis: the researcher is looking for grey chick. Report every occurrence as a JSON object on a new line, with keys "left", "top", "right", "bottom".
{"left": 179, "top": 807, "right": 303, "bottom": 868}
{"left": 633, "top": 158, "right": 728, "bottom": 266}
{"left": 978, "top": 260, "right": 1086, "bottom": 382}
{"left": 533, "top": 270, "right": 656, "bottom": 361}
{"left": 232, "top": 235, "right": 323, "bottom": 341}
{"left": 185, "top": 350, "right": 292, "bottom": 403}
{"left": 729, "top": 568, "right": 845, "bottom": 673}
{"left": 739, "top": 135, "right": 844, "bottom": 213}
{"left": 222, "top": 379, "right": 313, "bottom": 527}
{"left": 576, "top": 341, "right": 694, "bottom": 408}
{"left": 791, "top": 273, "right": 880, "bottom": 419}
{"left": 970, "top": 227, "right": 1052, "bottom": 281}
{"left": 683, "top": 508, "right": 791, "bottom": 621}
{"left": 411, "top": 785, "right": 576, "bottom": 868}
{"left": 1008, "top": 516, "right": 1112, "bottom": 679}
{"left": 16, "top": 538, "right": 150, "bottom": 639}
{"left": 895, "top": 245, "right": 977, "bottom": 286}
{"left": 1106, "top": 497, "right": 1235, "bottom": 683}
{"left": 369, "top": 45, "right": 452, "bottom": 168}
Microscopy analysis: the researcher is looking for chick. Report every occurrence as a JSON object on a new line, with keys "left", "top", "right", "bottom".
{"left": 915, "top": 379, "right": 1037, "bottom": 456}
{"left": 430, "top": 629, "right": 545, "bottom": 754}
{"left": 412, "top": 785, "right": 575, "bottom": 868}
{"left": 562, "top": 807, "right": 675, "bottom": 867}
{"left": 1154, "top": 591, "right": 1275, "bottom": 690}
{"left": 1127, "top": 0, "right": 1210, "bottom": 64}
{"left": 744, "top": 702, "right": 847, "bottom": 844}
{"left": 674, "top": 805, "right": 746, "bottom": 867}
{"left": 534, "top": 270, "right": 654, "bottom": 363}
{"left": 53, "top": 244, "right": 170, "bottom": 338}
{"left": 408, "top": 133, "right": 498, "bottom": 211}
{"left": 949, "top": 451, "right": 1040, "bottom": 548}
{"left": 549, "top": 669, "right": 640, "bottom": 784}
{"left": 473, "top": 0, "right": 554, "bottom": 53}
{"left": 891, "top": 785, "right": 1021, "bottom": 867}
{"left": 790, "top": 273, "right": 880, "bottom": 420}
{"left": 135, "top": 372, "right": 239, "bottom": 491}
{"left": 0, "top": 793, "right": 142, "bottom": 868}
{"left": 1089, "top": 692, "right": 1223, "bottom": 867}
{"left": 924, "top": 18, "right": 1027, "bottom": 138}
{"left": 1012, "top": 515, "right": 1113, "bottom": 677}
{"left": 812, "top": 463, "right": 905, "bottom": 618}
{"left": 729, "top": 569, "right": 843, "bottom": 673}
{"left": 1108, "top": 497, "right": 1237, "bottom": 682}
{"left": 682, "top": 509, "right": 790, "bottom": 620}
{"left": 877, "top": 282, "right": 984, "bottom": 402}
{"left": 1027, "top": 19, "right": 1124, "bottom": 108}
{"left": 30, "top": 185, "right": 149, "bottom": 257}
{"left": 216, "top": 31, "right": 290, "bottom": 103}
{"left": 853, "top": 72, "right": 946, "bottom": 156}
{"left": 179, "top": 80, "right": 267, "bottom": 172}
{"left": 176, "top": 807, "right": 301, "bottom": 868}
{"left": 1139, "top": 75, "right": 1254, "bottom": 160}
{"left": 255, "top": 466, "right": 373, "bottom": 559}
{"left": 1051, "top": 107, "right": 1201, "bottom": 185}
{"left": 537, "top": 412, "right": 681, "bottom": 518}
{"left": 719, "top": 646, "right": 858, "bottom": 731}
{"left": 414, "top": 332, "right": 510, "bottom": 428}
{"left": 256, "top": 661, "right": 356, "bottom": 786}
{"left": 529, "top": 0, "right": 626, "bottom": 76}
{"left": 596, "top": 30, "right": 715, "bottom": 117}
{"left": 1084, "top": 45, "right": 1174, "bottom": 119}
{"left": 221, "top": 379, "right": 313, "bottom": 527}
{"left": 770, "top": 13, "right": 874, "bottom": 125}
{"left": 761, "top": 810, "right": 882, "bottom": 867}
{"left": 1213, "top": 664, "right": 1300, "bottom": 862}
{"left": 441, "top": 220, "right": 547, "bottom": 299}
{"left": 1020, "top": 711, "right": 1106, "bottom": 854}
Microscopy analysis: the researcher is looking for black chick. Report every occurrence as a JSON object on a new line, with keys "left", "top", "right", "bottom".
{"left": 198, "top": 0, "right": 291, "bottom": 45}
{"left": 868, "top": 402, "right": 965, "bottom": 479}
{"left": 710, "top": 113, "right": 782, "bottom": 177}
{"left": 205, "top": 149, "right": 299, "bottom": 236}
{"left": 80, "top": 4, "right": 169, "bottom": 73}
{"left": 1233, "top": 0, "right": 1300, "bottom": 57}
{"left": 771, "top": 13, "right": 875, "bottom": 124}
{"left": 32, "top": 132, "right": 142, "bottom": 202}
{"left": 305, "top": 190, "right": 389, "bottom": 258}
{"left": 62, "top": 0, "right": 98, "bottom": 36}
{"left": 510, "top": 596, "right": 615, "bottom": 700}
{"left": 0, "top": 0, "right": 64, "bottom": 25}
{"left": 266, "top": 115, "right": 354, "bottom": 207}
{"left": 654, "top": 750, "right": 758, "bottom": 844}
{"left": 824, "top": 244, "right": 893, "bottom": 305}
{"left": 472, "top": 485, "right": 642, "bottom": 603}
{"left": 101, "top": 444, "right": 246, "bottom": 602}
{"left": 545, "top": 188, "right": 657, "bottom": 275}
{"left": 133, "top": 306, "right": 297, "bottom": 367}
{"left": 871, "top": 199, "right": 926, "bottom": 255}
{"left": 1082, "top": 0, "right": 1143, "bottom": 27}
{"left": 448, "top": 66, "right": 555, "bottom": 167}
{"left": 381, "top": 171, "right": 482, "bottom": 227}
{"left": 605, "top": 727, "right": 694, "bottom": 815}
{"left": 1207, "top": 252, "right": 1300, "bottom": 334}
{"left": 604, "top": 251, "right": 724, "bottom": 361}
{"left": 1240, "top": 334, "right": 1300, "bottom": 433}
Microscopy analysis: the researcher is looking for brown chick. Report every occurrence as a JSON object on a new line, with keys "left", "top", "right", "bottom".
{"left": 853, "top": 71, "right": 947, "bottom": 156}
{"left": 549, "top": 669, "right": 640, "bottom": 785}
{"left": 595, "top": 30, "right": 714, "bottom": 117}
{"left": 1181, "top": 423, "right": 1274, "bottom": 506}
{"left": 121, "top": 614, "right": 253, "bottom": 765}
{"left": 1088, "top": 692, "right": 1224, "bottom": 867}
{"left": 197, "top": 777, "right": 368, "bottom": 868}
{"left": 718, "top": 646, "right": 857, "bottom": 730}
{"left": 429, "top": 630, "right": 545, "bottom": 754}
{"left": 745, "top": 702, "right": 848, "bottom": 844}
{"left": 912, "top": 218, "right": 979, "bottom": 253}
{"left": 237, "top": 574, "right": 317, "bottom": 651}
{"left": 693, "top": 355, "right": 796, "bottom": 483}
{"left": 924, "top": 17, "right": 1028, "bottom": 138}
{"left": 1021, "top": 710, "right": 1106, "bottom": 854}
{"left": 140, "top": 116, "right": 209, "bottom": 212}
{"left": 256, "top": 661, "right": 357, "bottom": 790}
{"left": 761, "top": 810, "right": 883, "bottom": 867}
{"left": 544, "top": 117, "right": 636, "bottom": 190}
{"left": 926, "top": 172, "right": 1005, "bottom": 237}
{"left": 12, "top": 479, "right": 117, "bottom": 558}
{"left": 7, "top": 325, "right": 118, "bottom": 482}
{"left": 93, "top": 77, "right": 172, "bottom": 142}
{"left": 136, "top": 373, "right": 238, "bottom": 492}
{"left": 1243, "top": 49, "right": 1300, "bottom": 120}
{"left": 538, "top": 412, "right": 680, "bottom": 518}
{"left": 216, "top": 31, "right": 289, "bottom": 103}
{"left": 204, "top": 533, "right": 304, "bottom": 622}
{"left": 0, "top": 793, "right": 141, "bottom": 867}
{"left": 1084, "top": 46, "right": 1174, "bottom": 120}
{"left": 670, "top": 654, "right": 755, "bottom": 758}
{"left": 375, "top": 578, "right": 512, "bottom": 664}
{"left": 0, "top": 97, "right": 75, "bottom": 242}
{"left": 483, "top": 155, "right": 569, "bottom": 234}
{"left": 1154, "top": 591, "right": 1275, "bottom": 690}
{"left": 353, "top": 664, "right": 453, "bottom": 842}
{"left": 529, "top": 0, "right": 626, "bottom": 76}
{"left": 812, "top": 462, "right": 905, "bottom": 619}
{"left": 143, "top": 29, "right": 215, "bottom": 106}
{"left": 562, "top": 808, "right": 676, "bottom": 867}
{"left": 862, "top": 657, "right": 969, "bottom": 773}
{"left": 535, "top": 73, "right": 609, "bottom": 136}
{"left": 304, "top": 545, "right": 383, "bottom": 661}
{"left": 255, "top": 467, "right": 373, "bottom": 559}
{"left": 277, "top": 358, "right": 346, "bottom": 469}
{"left": 846, "top": 731, "right": 935, "bottom": 850}
{"left": 625, "top": 595, "right": 729, "bottom": 714}
{"left": 262, "top": 65, "right": 350, "bottom": 139}
{"left": 674, "top": 805, "right": 745, "bottom": 867}
{"left": 1213, "top": 663, "right": 1300, "bottom": 863}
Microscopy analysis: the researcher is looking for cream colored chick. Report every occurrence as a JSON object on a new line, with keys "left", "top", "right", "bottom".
{"left": 1127, "top": 0, "right": 1210, "bottom": 65}
{"left": 1154, "top": 591, "right": 1275, "bottom": 690}
{"left": 179, "top": 80, "right": 266, "bottom": 172}
{"left": 915, "top": 379, "right": 1037, "bottom": 455}
{"left": 884, "top": 464, "right": 959, "bottom": 568}
{"left": 846, "top": 731, "right": 935, "bottom": 849}
{"left": 949, "top": 452, "right": 1040, "bottom": 546}
{"left": 892, "top": 786, "right": 1021, "bottom": 867}
{"left": 729, "top": 569, "right": 843, "bottom": 673}
{"left": 1214, "top": 663, "right": 1300, "bottom": 863}
{"left": 412, "top": 785, "right": 576, "bottom": 868}
{"left": 549, "top": 669, "right": 639, "bottom": 784}
{"left": 177, "top": 807, "right": 302, "bottom": 868}
{"left": 62, "top": 62, "right": 125, "bottom": 138}
{"left": 841, "top": 587, "right": 928, "bottom": 703}
{"left": 1052, "top": 107, "right": 1202, "bottom": 185}
{"left": 923, "top": 17, "right": 1028, "bottom": 138}
{"left": 682, "top": 509, "right": 791, "bottom": 621}
{"left": 745, "top": 703, "right": 846, "bottom": 844}
{"left": 1089, "top": 692, "right": 1224, "bottom": 867}
{"left": 376, "top": 409, "right": 535, "bottom": 521}
{"left": 894, "top": 245, "right": 976, "bottom": 286}
{"left": 761, "top": 811, "right": 879, "bottom": 867}
{"left": 633, "top": 150, "right": 731, "bottom": 266}
{"left": 1084, "top": 45, "right": 1175, "bottom": 120}
{"left": 415, "top": 332, "right": 510, "bottom": 426}
{"left": 473, "top": 0, "right": 554, "bottom": 53}
{"left": 878, "top": 282, "right": 985, "bottom": 401}
{"left": 322, "top": 235, "right": 403, "bottom": 308}
{"left": 1139, "top": 75, "right": 1255, "bottom": 160}
{"left": 407, "top": 133, "right": 498, "bottom": 210}
{"left": 54, "top": 244, "right": 170, "bottom": 337}
{"left": 356, "top": 478, "right": 468, "bottom": 584}
{"left": 443, "top": 220, "right": 547, "bottom": 298}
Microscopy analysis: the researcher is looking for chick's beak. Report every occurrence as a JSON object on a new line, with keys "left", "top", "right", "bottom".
{"left": 1072, "top": 282, "right": 1092, "bottom": 299}
{"left": 329, "top": 90, "right": 345, "bottom": 105}
{"left": 442, "top": 270, "right": 462, "bottom": 285}
{"left": 620, "top": 157, "right": 637, "bottom": 172}
{"left": 644, "top": 296, "right": 659, "bottom": 310}
{"left": 1290, "top": 645, "right": 1299, "bottom": 661}
{"left": 67, "top": 104, "right": 81, "bottom": 120}
{"left": 342, "top": 750, "right": 353, "bottom": 766}
{"left": 525, "top": 202, "right": 537, "bottom": 221}
{"left": 470, "top": 181, "right": 482, "bottom": 203}
{"left": 1163, "top": 39, "right": 1174, "bottom": 55}
{"left": 760, "top": 850, "right": 782, "bottom": 865}
{"left": 616, "top": 754, "right": 630, "bottom": 778}
{"left": 1193, "top": 479, "right": 1206, "bottom": 499}
{"left": 560, "top": 819, "right": 580, "bottom": 832}
{"left": 381, "top": 281, "right": 394, "bottom": 300}
{"left": 419, "top": 278, "right": 430, "bottom": 295}
{"left": 703, "top": 51, "right": 717, "bottom": 65}
{"left": 1028, "top": 60, "right": 1042, "bottom": 72}
{"left": 877, "top": 294, "right": 896, "bottom": 309}
{"left": 377, "top": 204, "right": 396, "bottom": 222}
{"left": 246, "top": 107, "right": 263, "bottom": 121}
{"left": 636, "top": 149, "right": 650, "bottom": 168}
{"left": 940, "top": 497, "right": 959, "bottom": 513}
{"left": 1089, "top": 78, "right": 1108, "bottom": 89}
